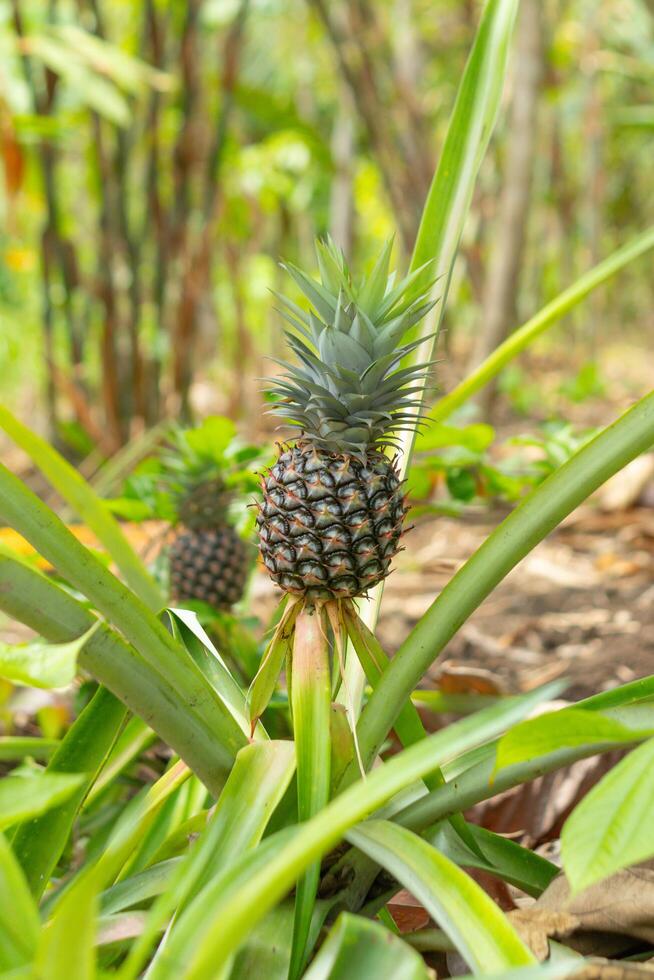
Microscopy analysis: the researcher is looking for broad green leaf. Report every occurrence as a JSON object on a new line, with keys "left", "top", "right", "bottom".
{"left": 0, "top": 626, "right": 97, "bottom": 689}
{"left": 0, "top": 834, "right": 40, "bottom": 970}
{"left": 139, "top": 688, "right": 558, "bottom": 977}
{"left": 495, "top": 708, "right": 654, "bottom": 771}
{"left": 12, "top": 686, "right": 127, "bottom": 897}
{"left": 303, "top": 912, "right": 430, "bottom": 980}
{"left": 289, "top": 609, "right": 332, "bottom": 980}
{"left": 37, "top": 869, "right": 97, "bottom": 980}
{"left": 0, "top": 406, "right": 161, "bottom": 609}
{"left": 183, "top": 416, "right": 237, "bottom": 459}
{"left": 396, "top": 684, "right": 654, "bottom": 842}
{"left": 0, "top": 738, "right": 58, "bottom": 762}
{"left": 0, "top": 773, "right": 84, "bottom": 832}
{"left": 122, "top": 741, "right": 296, "bottom": 980}
{"left": 347, "top": 821, "right": 534, "bottom": 972}
{"left": 561, "top": 737, "right": 654, "bottom": 892}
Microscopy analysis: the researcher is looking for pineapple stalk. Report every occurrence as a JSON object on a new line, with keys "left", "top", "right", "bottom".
{"left": 288, "top": 606, "right": 331, "bottom": 979}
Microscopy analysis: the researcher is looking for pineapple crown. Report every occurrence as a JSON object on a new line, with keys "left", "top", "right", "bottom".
{"left": 108, "top": 417, "right": 265, "bottom": 530}
{"left": 160, "top": 420, "right": 264, "bottom": 528}
{"left": 268, "top": 237, "right": 437, "bottom": 454}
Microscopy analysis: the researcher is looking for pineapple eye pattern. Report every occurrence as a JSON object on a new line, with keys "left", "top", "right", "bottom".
{"left": 258, "top": 430, "right": 408, "bottom": 601}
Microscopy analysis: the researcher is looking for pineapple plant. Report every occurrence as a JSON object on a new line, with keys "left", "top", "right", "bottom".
{"left": 110, "top": 417, "right": 263, "bottom": 613}
{"left": 250, "top": 238, "right": 435, "bottom": 976}
{"left": 161, "top": 423, "right": 263, "bottom": 611}
{"left": 256, "top": 237, "right": 434, "bottom": 605}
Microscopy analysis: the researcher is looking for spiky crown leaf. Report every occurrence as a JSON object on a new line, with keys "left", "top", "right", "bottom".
{"left": 268, "top": 237, "right": 436, "bottom": 453}
{"left": 159, "top": 419, "right": 265, "bottom": 522}
{"left": 108, "top": 417, "right": 265, "bottom": 527}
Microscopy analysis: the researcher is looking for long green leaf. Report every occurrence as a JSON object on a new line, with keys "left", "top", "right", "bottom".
{"left": 167, "top": 608, "right": 262, "bottom": 740}
{"left": 37, "top": 866, "right": 97, "bottom": 980}
{"left": 85, "top": 717, "right": 155, "bottom": 806}
{"left": 0, "top": 834, "right": 40, "bottom": 971}
{"left": 431, "top": 226, "right": 654, "bottom": 422}
{"left": 303, "top": 912, "right": 430, "bottom": 980}
{"left": 495, "top": 707, "right": 654, "bottom": 770}
{"left": 410, "top": 0, "right": 518, "bottom": 285}
{"left": 0, "top": 738, "right": 59, "bottom": 762}
{"left": 344, "top": 606, "right": 483, "bottom": 856}
{"left": 395, "top": 696, "right": 654, "bottom": 835}
{"left": 100, "top": 859, "right": 181, "bottom": 916}
{"left": 0, "top": 773, "right": 84, "bottom": 831}
{"left": 289, "top": 609, "right": 332, "bottom": 980}
{"left": 47, "top": 761, "right": 191, "bottom": 927}
{"left": 12, "top": 686, "right": 126, "bottom": 897}
{"left": 355, "top": 0, "right": 520, "bottom": 688}
{"left": 425, "top": 821, "right": 557, "bottom": 898}
{"left": 140, "top": 687, "right": 557, "bottom": 977}
{"left": 122, "top": 741, "right": 296, "bottom": 980}
{"left": 347, "top": 821, "right": 535, "bottom": 971}
{"left": 351, "top": 390, "right": 654, "bottom": 775}
{"left": 0, "top": 626, "right": 97, "bottom": 689}
{"left": 561, "top": 737, "right": 654, "bottom": 892}
{"left": 0, "top": 555, "right": 228, "bottom": 793}
{"left": 0, "top": 464, "right": 249, "bottom": 773}
{"left": 0, "top": 404, "right": 162, "bottom": 609}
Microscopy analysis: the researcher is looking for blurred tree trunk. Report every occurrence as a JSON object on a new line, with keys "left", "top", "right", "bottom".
{"left": 171, "top": 0, "right": 250, "bottom": 423}
{"left": 329, "top": 89, "right": 355, "bottom": 259}
{"left": 468, "top": 0, "right": 544, "bottom": 417}
{"left": 308, "top": 0, "right": 432, "bottom": 254}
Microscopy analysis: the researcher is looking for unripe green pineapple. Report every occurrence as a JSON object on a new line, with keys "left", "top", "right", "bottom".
{"left": 257, "top": 238, "right": 434, "bottom": 602}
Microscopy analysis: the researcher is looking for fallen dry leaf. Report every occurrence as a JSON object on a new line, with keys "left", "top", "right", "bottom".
{"left": 571, "top": 960, "right": 654, "bottom": 979}
{"left": 508, "top": 860, "right": 654, "bottom": 961}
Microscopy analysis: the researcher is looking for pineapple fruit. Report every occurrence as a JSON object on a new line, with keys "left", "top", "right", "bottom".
{"left": 256, "top": 238, "right": 434, "bottom": 603}
{"left": 169, "top": 481, "right": 250, "bottom": 610}
{"left": 156, "top": 421, "right": 261, "bottom": 612}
